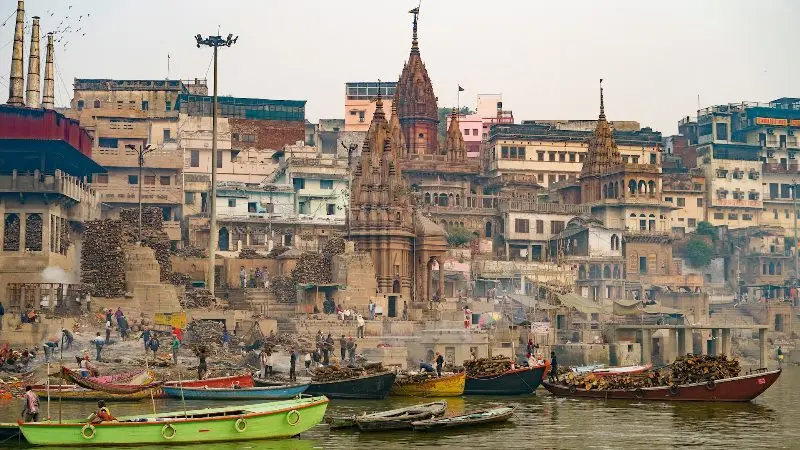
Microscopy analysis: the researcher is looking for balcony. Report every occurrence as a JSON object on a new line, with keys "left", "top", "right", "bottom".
{"left": 0, "top": 171, "right": 97, "bottom": 205}
{"left": 499, "top": 200, "right": 591, "bottom": 215}
{"left": 214, "top": 212, "right": 346, "bottom": 227}
{"left": 92, "top": 147, "right": 183, "bottom": 169}
{"left": 763, "top": 162, "right": 800, "bottom": 175}
{"left": 92, "top": 183, "right": 183, "bottom": 205}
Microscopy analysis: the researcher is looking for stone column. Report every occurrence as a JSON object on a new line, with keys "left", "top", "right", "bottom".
{"left": 684, "top": 329, "right": 694, "bottom": 356}
{"left": 663, "top": 328, "right": 677, "bottom": 363}
{"left": 19, "top": 213, "right": 26, "bottom": 251}
{"left": 721, "top": 328, "right": 731, "bottom": 357}
{"left": 711, "top": 329, "right": 720, "bottom": 356}
{"left": 677, "top": 328, "right": 686, "bottom": 356}
{"left": 437, "top": 258, "right": 444, "bottom": 299}
{"left": 641, "top": 329, "right": 652, "bottom": 364}
{"left": 758, "top": 328, "right": 767, "bottom": 368}
{"left": 505, "top": 241, "right": 510, "bottom": 261}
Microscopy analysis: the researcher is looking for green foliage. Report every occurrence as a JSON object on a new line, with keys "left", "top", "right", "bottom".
{"left": 446, "top": 226, "right": 474, "bottom": 248}
{"left": 681, "top": 237, "right": 714, "bottom": 268}
{"left": 437, "top": 106, "right": 473, "bottom": 141}
{"left": 695, "top": 221, "right": 716, "bottom": 238}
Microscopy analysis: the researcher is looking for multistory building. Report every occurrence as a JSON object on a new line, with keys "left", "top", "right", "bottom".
{"left": 344, "top": 82, "right": 395, "bottom": 132}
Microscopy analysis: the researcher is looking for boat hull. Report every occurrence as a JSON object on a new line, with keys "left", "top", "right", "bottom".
{"left": 19, "top": 396, "right": 329, "bottom": 446}
{"left": 161, "top": 384, "right": 308, "bottom": 400}
{"left": 391, "top": 373, "right": 465, "bottom": 397}
{"left": 164, "top": 374, "right": 254, "bottom": 389}
{"left": 411, "top": 407, "right": 514, "bottom": 431}
{"left": 33, "top": 388, "right": 157, "bottom": 401}
{"left": 465, "top": 366, "right": 545, "bottom": 395}
{"left": 355, "top": 401, "right": 447, "bottom": 431}
{"left": 542, "top": 369, "right": 781, "bottom": 402}
{"left": 306, "top": 372, "right": 396, "bottom": 400}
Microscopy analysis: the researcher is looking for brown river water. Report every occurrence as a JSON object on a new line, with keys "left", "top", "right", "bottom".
{"left": 0, "top": 365, "right": 797, "bottom": 449}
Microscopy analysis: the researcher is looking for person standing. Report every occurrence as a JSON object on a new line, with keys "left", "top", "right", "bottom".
{"left": 172, "top": 326, "right": 183, "bottom": 342}
{"left": 79, "top": 355, "right": 92, "bottom": 378}
{"left": 324, "top": 333, "right": 334, "bottom": 366}
{"left": 141, "top": 327, "right": 151, "bottom": 353}
{"left": 222, "top": 327, "right": 230, "bottom": 349}
{"left": 239, "top": 266, "right": 247, "bottom": 289}
{"left": 171, "top": 335, "right": 181, "bottom": 365}
{"left": 304, "top": 351, "right": 312, "bottom": 373}
{"left": 93, "top": 332, "right": 105, "bottom": 362}
{"left": 402, "top": 301, "right": 408, "bottom": 321}
{"left": 777, "top": 346, "right": 784, "bottom": 366}
{"left": 148, "top": 334, "right": 160, "bottom": 359}
{"left": 104, "top": 319, "right": 112, "bottom": 344}
{"left": 356, "top": 314, "right": 365, "bottom": 338}
{"left": 42, "top": 339, "right": 57, "bottom": 363}
{"left": 118, "top": 315, "right": 129, "bottom": 341}
{"left": 548, "top": 351, "right": 558, "bottom": 383}
{"left": 368, "top": 300, "right": 375, "bottom": 321}
{"left": 289, "top": 347, "right": 297, "bottom": 382}
{"left": 463, "top": 306, "right": 472, "bottom": 329}
{"left": 259, "top": 347, "right": 270, "bottom": 379}
{"left": 21, "top": 386, "right": 39, "bottom": 423}
{"left": 62, "top": 328, "right": 73, "bottom": 350}
{"left": 348, "top": 340, "right": 357, "bottom": 367}
{"left": 197, "top": 347, "right": 208, "bottom": 380}
{"left": 435, "top": 352, "right": 445, "bottom": 377}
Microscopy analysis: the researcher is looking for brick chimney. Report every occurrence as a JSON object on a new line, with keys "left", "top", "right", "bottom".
{"left": 25, "top": 15, "right": 41, "bottom": 108}
{"left": 7, "top": 0, "right": 25, "bottom": 106}
{"left": 41, "top": 33, "right": 55, "bottom": 110}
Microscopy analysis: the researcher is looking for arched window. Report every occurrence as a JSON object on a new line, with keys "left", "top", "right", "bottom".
{"left": 611, "top": 234, "right": 619, "bottom": 251}
{"left": 455, "top": 194, "right": 460, "bottom": 206}
{"left": 485, "top": 222, "right": 492, "bottom": 238}
{"left": 603, "top": 265, "right": 612, "bottom": 279}
{"left": 439, "top": 193, "right": 448, "bottom": 206}
{"left": 614, "top": 181, "right": 619, "bottom": 198}
{"left": 602, "top": 185, "right": 608, "bottom": 199}
{"left": 613, "top": 265, "right": 621, "bottom": 279}
{"left": 448, "top": 193, "right": 454, "bottom": 205}
{"left": 424, "top": 193, "right": 431, "bottom": 204}
{"left": 638, "top": 180, "right": 647, "bottom": 194}
{"left": 93, "top": 99, "right": 101, "bottom": 108}
{"left": 3, "top": 213, "right": 20, "bottom": 251}
{"left": 578, "top": 265, "right": 586, "bottom": 280}
{"left": 24, "top": 213, "right": 42, "bottom": 251}
{"left": 648, "top": 180, "right": 655, "bottom": 193}
{"left": 629, "top": 180, "right": 637, "bottom": 194}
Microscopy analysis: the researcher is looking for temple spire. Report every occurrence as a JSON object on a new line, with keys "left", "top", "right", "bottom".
{"left": 409, "top": 6, "right": 420, "bottom": 55}
{"left": 374, "top": 79, "right": 385, "bottom": 120}
{"left": 599, "top": 78, "right": 605, "bottom": 119}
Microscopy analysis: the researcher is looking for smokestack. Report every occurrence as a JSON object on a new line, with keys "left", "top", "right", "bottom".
{"left": 25, "top": 16, "right": 41, "bottom": 108}
{"left": 7, "top": 0, "right": 25, "bottom": 106}
{"left": 41, "top": 33, "right": 55, "bottom": 110}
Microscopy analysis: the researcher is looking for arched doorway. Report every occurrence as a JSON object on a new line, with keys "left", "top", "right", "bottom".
{"left": 219, "top": 227, "right": 230, "bottom": 251}
{"left": 485, "top": 221, "right": 492, "bottom": 238}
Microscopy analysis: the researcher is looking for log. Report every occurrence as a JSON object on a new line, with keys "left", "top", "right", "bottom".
{"left": 464, "top": 356, "right": 513, "bottom": 377}
{"left": 291, "top": 252, "right": 331, "bottom": 285}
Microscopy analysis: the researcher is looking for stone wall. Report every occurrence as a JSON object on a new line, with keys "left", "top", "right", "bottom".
{"left": 331, "top": 252, "right": 378, "bottom": 307}
{"left": 552, "top": 343, "right": 611, "bottom": 366}
{"left": 230, "top": 118, "right": 304, "bottom": 151}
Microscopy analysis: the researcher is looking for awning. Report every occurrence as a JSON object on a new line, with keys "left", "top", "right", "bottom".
{"left": 613, "top": 300, "right": 683, "bottom": 316}
{"left": 556, "top": 293, "right": 604, "bottom": 314}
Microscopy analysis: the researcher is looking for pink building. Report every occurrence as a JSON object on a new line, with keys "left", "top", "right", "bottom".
{"left": 446, "top": 113, "right": 483, "bottom": 157}
{"left": 446, "top": 94, "right": 514, "bottom": 158}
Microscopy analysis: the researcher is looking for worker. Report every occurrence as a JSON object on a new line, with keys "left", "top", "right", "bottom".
{"left": 21, "top": 386, "right": 39, "bottom": 422}
{"left": 305, "top": 351, "right": 313, "bottom": 372}
{"left": 93, "top": 332, "right": 105, "bottom": 362}
{"left": 104, "top": 319, "right": 112, "bottom": 344}
{"left": 197, "top": 347, "right": 208, "bottom": 380}
{"left": 419, "top": 360, "right": 434, "bottom": 373}
{"left": 141, "top": 327, "right": 151, "bottom": 352}
{"left": 88, "top": 400, "right": 116, "bottom": 423}
{"left": 62, "top": 328, "right": 73, "bottom": 350}
{"left": 289, "top": 347, "right": 297, "bottom": 381}
{"left": 239, "top": 266, "right": 247, "bottom": 289}
{"left": 259, "top": 347, "right": 271, "bottom": 379}
{"left": 42, "top": 339, "right": 58, "bottom": 363}
{"left": 339, "top": 334, "right": 347, "bottom": 362}
{"left": 171, "top": 335, "right": 181, "bottom": 365}
{"left": 222, "top": 327, "right": 230, "bottom": 349}
{"left": 435, "top": 352, "right": 445, "bottom": 377}
{"left": 777, "top": 346, "right": 784, "bottom": 366}
{"left": 79, "top": 355, "right": 92, "bottom": 378}
{"left": 549, "top": 351, "right": 558, "bottom": 383}
{"left": 356, "top": 314, "right": 365, "bottom": 338}
{"left": 324, "top": 333, "right": 334, "bottom": 365}
{"left": 148, "top": 334, "right": 160, "bottom": 359}
{"left": 172, "top": 326, "right": 183, "bottom": 342}
{"left": 402, "top": 301, "right": 409, "bottom": 321}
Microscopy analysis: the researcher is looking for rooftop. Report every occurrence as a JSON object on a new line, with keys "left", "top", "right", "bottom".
{"left": 488, "top": 123, "right": 662, "bottom": 146}
{"left": 73, "top": 78, "right": 205, "bottom": 92}
{"left": 176, "top": 94, "right": 306, "bottom": 121}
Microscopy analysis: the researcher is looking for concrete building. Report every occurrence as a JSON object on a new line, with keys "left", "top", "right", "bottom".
{"left": 344, "top": 82, "right": 395, "bottom": 132}
{"left": 662, "top": 169, "right": 706, "bottom": 236}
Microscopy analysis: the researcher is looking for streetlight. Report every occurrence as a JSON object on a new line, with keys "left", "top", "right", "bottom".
{"left": 195, "top": 32, "right": 237, "bottom": 296}
{"left": 126, "top": 144, "right": 155, "bottom": 244}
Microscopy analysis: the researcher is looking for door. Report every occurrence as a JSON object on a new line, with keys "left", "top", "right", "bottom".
{"left": 388, "top": 296, "right": 397, "bottom": 318}
{"left": 218, "top": 227, "right": 230, "bottom": 251}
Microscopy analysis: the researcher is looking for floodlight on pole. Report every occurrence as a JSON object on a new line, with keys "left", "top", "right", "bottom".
{"left": 126, "top": 143, "right": 156, "bottom": 244}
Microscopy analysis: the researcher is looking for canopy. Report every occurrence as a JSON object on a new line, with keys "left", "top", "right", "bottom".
{"left": 613, "top": 300, "right": 683, "bottom": 316}
{"left": 556, "top": 293, "right": 604, "bottom": 314}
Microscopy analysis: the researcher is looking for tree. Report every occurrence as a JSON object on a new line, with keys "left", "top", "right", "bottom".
{"left": 695, "top": 221, "right": 716, "bottom": 240}
{"left": 681, "top": 236, "right": 714, "bottom": 268}
{"left": 446, "top": 227, "right": 473, "bottom": 248}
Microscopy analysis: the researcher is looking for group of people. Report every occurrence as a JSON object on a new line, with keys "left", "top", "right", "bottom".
{"left": 239, "top": 266, "right": 270, "bottom": 289}
{"left": 419, "top": 351, "right": 447, "bottom": 377}
{"left": 22, "top": 386, "right": 115, "bottom": 424}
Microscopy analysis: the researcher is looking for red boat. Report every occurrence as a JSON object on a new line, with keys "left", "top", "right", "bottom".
{"left": 543, "top": 369, "right": 781, "bottom": 402}
{"left": 163, "top": 373, "right": 254, "bottom": 389}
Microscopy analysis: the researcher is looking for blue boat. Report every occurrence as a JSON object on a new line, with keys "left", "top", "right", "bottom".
{"left": 161, "top": 383, "right": 309, "bottom": 400}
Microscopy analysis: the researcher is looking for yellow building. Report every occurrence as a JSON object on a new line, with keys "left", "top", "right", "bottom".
{"left": 662, "top": 170, "right": 706, "bottom": 235}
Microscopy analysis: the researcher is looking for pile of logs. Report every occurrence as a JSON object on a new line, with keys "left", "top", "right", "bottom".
{"left": 81, "top": 219, "right": 126, "bottom": 297}
{"left": 311, "top": 362, "right": 385, "bottom": 383}
{"left": 267, "top": 245, "right": 288, "bottom": 258}
{"left": 291, "top": 252, "right": 331, "bottom": 284}
{"left": 669, "top": 354, "right": 740, "bottom": 384}
{"left": 182, "top": 289, "right": 215, "bottom": 308}
{"left": 187, "top": 320, "right": 226, "bottom": 351}
{"left": 322, "top": 236, "right": 346, "bottom": 258}
{"left": 464, "top": 356, "right": 514, "bottom": 377}
{"left": 168, "top": 272, "right": 192, "bottom": 287}
{"left": 59, "top": 222, "right": 71, "bottom": 254}
{"left": 565, "top": 371, "right": 667, "bottom": 390}
{"left": 239, "top": 248, "right": 267, "bottom": 259}
{"left": 395, "top": 371, "right": 438, "bottom": 385}
{"left": 172, "top": 246, "right": 207, "bottom": 258}
{"left": 119, "top": 207, "right": 163, "bottom": 231}
{"left": 270, "top": 275, "right": 297, "bottom": 303}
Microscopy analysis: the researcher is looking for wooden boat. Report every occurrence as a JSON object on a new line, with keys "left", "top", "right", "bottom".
{"left": 590, "top": 364, "right": 652, "bottom": 377}
{"left": 542, "top": 368, "right": 782, "bottom": 402}
{"left": 253, "top": 378, "right": 289, "bottom": 387}
{"left": 161, "top": 384, "right": 309, "bottom": 400}
{"left": 32, "top": 387, "right": 159, "bottom": 401}
{"left": 355, "top": 401, "right": 447, "bottom": 431}
{"left": 18, "top": 396, "right": 329, "bottom": 446}
{"left": 465, "top": 366, "right": 545, "bottom": 395}
{"left": 411, "top": 407, "right": 514, "bottom": 431}
{"left": 61, "top": 367, "right": 161, "bottom": 394}
{"left": 306, "top": 372, "right": 396, "bottom": 400}
{"left": 164, "top": 374, "right": 254, "bottom": 389}
{"left": 571, "top": 364, "right": 605, "bottom": 374}
{"left": 0, "top": 423, "right": 22, "bottom": 443}
{"left": 391, "top": 372, "right": 465, "bottom": 397}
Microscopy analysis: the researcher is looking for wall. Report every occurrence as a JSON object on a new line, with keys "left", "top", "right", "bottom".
{"left": 230, "top": 118, "right": 304, "bottom": 152}
{"left": 552, "top": 343, "right": 611, "bottom": 366}
{"left": 344, "top": 97, "right": 394, "bottom": 132}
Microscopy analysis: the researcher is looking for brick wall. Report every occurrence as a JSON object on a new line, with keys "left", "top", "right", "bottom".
{"left": 230, "top": 118, "right": 304, "bottom": 151}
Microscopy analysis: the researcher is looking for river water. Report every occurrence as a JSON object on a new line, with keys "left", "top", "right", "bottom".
{"left": 0, "top": 365, "right": 797, "bottom": 449}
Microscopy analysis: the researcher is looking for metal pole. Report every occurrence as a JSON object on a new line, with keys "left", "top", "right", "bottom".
{"left": 794, "top": 179, "right": 798, "bottom": 283}
{"left": 208, "top": 44, "right": 218, "bottom": 296}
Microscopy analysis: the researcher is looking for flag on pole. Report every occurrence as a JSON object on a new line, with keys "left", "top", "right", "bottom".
{"left": 458, "top": 85, "right": 465, "bottom": 92}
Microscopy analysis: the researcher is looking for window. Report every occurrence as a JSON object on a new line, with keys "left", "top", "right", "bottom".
{"left": 518, "top": 147, "right": 526, "bottom": 159}
{"left": 716, "top": 169, "right": 727, "bottom": 178}
{"left": 549, "top": 152, "right": 556, "bottom": 162}
{"left": 717, "top": 189, "right": 728, "bottom": 199}
{"left": 93, "top": 99, "right": 101, "bottom": 108}
{"left": 536, "top": 219, "right": 544, "bottom": 234}
{"left": 665, "top": 197, "right": 673, "bottom": 203}
{"left": 216, "top": 151, "right": 223, "bottom": 169}
{"left": 559, "top": 152, "right": 566, "bottom": 162}
{"left": 677, "top": 198, "right": 685, "bottom": 207}
{"left": 515, "top": 219, "right": 529, "bottom": 233}
{"left": 163, "top": 129, "right": 171, "bottom": 141}
{"left": 293, "top": 178, "right": 305, "bottom": 190}
{"left": 548, "top": 174, "right": 556, "bottom": 184}
{"left": 128, "top": 175, "right": 138, "bottom": 184}
{"left": 714, "top": 212, "right": 724, "bottom": 220}
{"left": 639, "top": 256, "right": 647, "bottom": 274}
{"left": 501, "top": 146, "right": 509, "bottom": 158}
{"left": 732, "top": 169, "right": 744, "bottom": 179}
{"left": 247, "top": 202, "right": 257, "bottom": 213}
{"left": 558, "top": 174, "right": 566, "bottom": 181}
{"left": 632, "top": 156, "right": 639, "bottom": 164}
{"left": 728, "top": 213, "right": 738, "bottom": 220}
{"left": 688, "top": 218, "right": 697, "bottom": 227}
{"left": 472, "top": 129, "right": 478, "bottom": 135}
{"left": 781, "top": 184, "right": 793, "bottom": 199}
{"left": 418, "top": 133, "right": 424, "bottom": 139}
{"left": 159, "top": 176, "right": 171, "bottom": 185}
{"left": 770, "top": 183, "right": 779, "bottom": 199}
{"left": 715, "top": 122, "right": 728, "bottom": 141}
{"left": 228, "top": 199, "right": 236, "bottom": 208}
{"left": 94, "top": 174, "right": 108, "bottom": 184}
{"left": 693, "top": 183, "right": 703, "bottom": 191}
{"left": 141, "top": 100, "right": 149, "bottom": 111}
{"left": 697, "top": 198, "right": 704, "bottom": 207}
{"left": 185, "top": 192, "right": 195, "bottom": 205}
{"left": 759, "top": 133, "right": 767, "bottom": 147}
{"left": 165, "top": 101, "right": 172, "bottom": 112}
{"left": 129, "top": 100, "right": 136, "bottom": 109}
{"left": 732, "top": 191, "right": 743, "bottom": 200}
{"left": 579, "top": 153, "right": 586, "bottom": 162}
{"left": 510, "top": 147, "right": 517, "bottom": 159}
{"left": 463, "top": 129, "right": 469, "bottom": 136}
{"left": 748, "top": 191, "right": 759, "bottom": 200}
{"left": 320, "top": 180, "right": 334, "bottom": 190}
{"left": 650, "top": 153, "right": 657, "bottom": 164}
{"left": 358, "top": 111, "right": 365, "bottom": 123}
{"left": 537, "top": 151, "right": 545, "bottom": 161}
{"left": 748, "top": 171, "right": 759, "bottom": 180}
{"left": 190, "top": 150, "right": 199, "bottom": 167}
{"left": 98, "top": 138, "right": 118, "bottom": 149}
{"left": 241, "top": 134, "right": 256, "bottom": 143}
{"left": 77, "top": 100, "right": 84, "bottom": 111}
{"left": 743, "top": 214, "right": 753, "bottom": 221}
{"left": 780, "top": 134, "right": 787, "bottom": 148}
{"left": 537, "top": 173, "right": 544, "bottom": 183}
{"left": 144, "top": 175, "right": 155, "bottom": 185}
{"left": 116, "top": 101, "right": 123, "bottom": 109}
{"left": 569, "top": 152, "right": 576, "bottom": 162}
{"left": 551, "top": 220, "right": 565, "bottom": 234}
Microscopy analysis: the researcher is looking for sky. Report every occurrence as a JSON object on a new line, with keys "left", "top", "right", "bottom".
{"left": 1, "top": 0, "right": 799, "bottom": 135}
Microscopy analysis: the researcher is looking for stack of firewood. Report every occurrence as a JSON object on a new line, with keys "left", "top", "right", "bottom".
{"left": 187, "top": 320, "right": 226, "bottom": 351}
{"left": 119, "top": 207, "right": 163, "bottom": 232}
{"left": 82, "top": 219, "right": 126, "bottom": 297}
{"left": 270, "top": 275, "right": 297, "bottom": 303}
{"left": 59, "top": 222, "right": 71, "bottom": 254}
{"left": 395, "top": 371, "right": 438, "bottom": 385}
{"left": 168, "top": 272, "right": 192, "bottom": 287}
{"left": 172, "top": 246, "right": 207, "bottom": 258}
{"left": 311, "top": 362, "right": 385, "bottom": 382}
{"left": 322, "top": 236, "right": 346, "bottom": 258}
{"left": 182, "top": 289, "right": 215, "bottom": 308}
{"left": 24, "top": 216, "right": 43, "bottom": 251}
{"left": 669, "top": 354, "right": 740, "bottom": 384}
{"left": 267, "top": 245, "right": 287, "bottom": 258}
{"left": 291, "top": 252, "right": 331, "bottom": 284}
{"left": 239, "top": 248, "right": 267, "bottom": 259}
{"left": 464, "top": 356, "right": 514, "bottom": 377}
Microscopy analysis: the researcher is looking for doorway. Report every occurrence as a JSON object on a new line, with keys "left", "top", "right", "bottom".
{"left": 388, "top": 295, "right": 397, "bottom": 318}
{"left": 218, "top": 227, "right": 230, "bottom": 251}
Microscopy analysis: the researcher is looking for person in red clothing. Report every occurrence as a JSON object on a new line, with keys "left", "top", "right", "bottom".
{"left": 172, "top": 326, "right": 183, "bottom": 342}
{"left": 88, "top": 400, "right": 117, "bottom": 423}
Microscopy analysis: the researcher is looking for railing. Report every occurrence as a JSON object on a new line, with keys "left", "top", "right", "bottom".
{"left": 216, "top": 212, "right": 345, "bottom": 226}
{"left": 92, "top": 148, "right": 183, "bottom": 169}
{"left": 0, "top": 171, "right": 97, "bottom": 205}
{"left": 499, "top": 200, "right": 591, "bottom": 215}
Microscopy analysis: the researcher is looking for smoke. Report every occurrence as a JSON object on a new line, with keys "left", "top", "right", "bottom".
{"left": 41, "top": 266, "right": 76, "bottom": 284}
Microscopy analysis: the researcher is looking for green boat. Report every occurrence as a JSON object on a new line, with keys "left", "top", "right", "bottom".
{"left": 18, "top": 396, "right": 329, "bottom": 446}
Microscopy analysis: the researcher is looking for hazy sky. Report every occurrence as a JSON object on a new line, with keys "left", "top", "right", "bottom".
{"left": 1, "top": 0, "right": 798, "bottom": 135}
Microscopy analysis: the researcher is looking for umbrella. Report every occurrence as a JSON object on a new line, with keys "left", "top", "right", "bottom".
{"left": 478, "top": 312, "right": 501, "bottom": 328}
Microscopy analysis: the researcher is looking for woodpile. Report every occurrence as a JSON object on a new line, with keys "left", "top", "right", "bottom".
{"left": 168, "top": 272, "right": 192, "bottom": 287}
{"left": 395, "top": 371, "right": 438, "bottom": 385}
{"left": 267, "top": 245, "right": 287, "bottom": 258}
{"left": 119, "top": 207, "right": 163, "bottom": 231}
{"left": 81, "top": 219, "right": 126, "bottom": 297}
{"left": 270, "top": 275, "right": 297, "bottom": 303}
{"left": 565, "top": 371, "right": 667, "bottom": 390}
{"left": 239, "top": 248, "right": 267, "bottom": 259}
{"left": 291, "top": 252, "right": 331, "bottom": 284}
{"left": 182, "top": 289, "right": 215, "bottom": 308}
{"left": 322, "top": 236, "right": 346, "bottom": 258}
{"left": 187, "top": 320, "right": 225, "bottom": 351}
{"left": 119, "top": 207, "right": 172, "bottom": 282}
{"left": 464, "top": 356, "right": 514, "bottom": 377}
{"left": 311, "top": 363, "right": 385, "bottom": 383}
{"left": 59, "top": 222, "right": 71, "bottom": 253}
{"left": 172, "top": 246, "right": 207, "bottom": 258}
{"left": 141, "top": 230, "right": 172, "bottom": 281}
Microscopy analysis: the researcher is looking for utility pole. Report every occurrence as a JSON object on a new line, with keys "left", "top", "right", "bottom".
{"left": 126, "top": 144, "right": 154, "bottom": 244}
{"left": 794, "top": 179, "right": 799, "bottom": 282}
{"left": 196, "top": 33, "right": 238, "bottom": 296}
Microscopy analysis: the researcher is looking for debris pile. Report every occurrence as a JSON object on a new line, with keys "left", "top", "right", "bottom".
{"left": 182, "top": 289, "right": 216, "bottom": 308}
{"left": 464, "top": 356, "right": 514, "bottom": 377}
{"left": 270, "top": 275, "right": 297, "bottom": 303}
{"left": 311, "top": 363, "right": 385, "bottom": 382}
{"left": 292, "top": 252, "right": 331, "bottom": 284}
{"left": 239, "top": 248, "right": 268, "bottom": 259}
{"left": 81, "top": 219, "right": 126, "bottom": 297}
